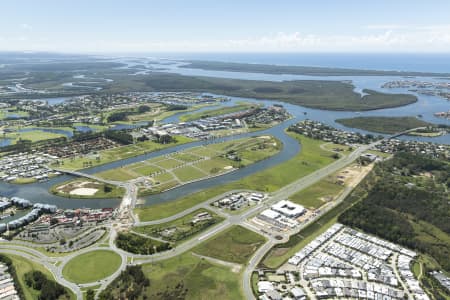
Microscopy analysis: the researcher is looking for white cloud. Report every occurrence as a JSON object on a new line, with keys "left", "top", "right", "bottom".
{"left": 20, "top": 23, "right": 32, "bottom": 30}
{"left": 2, "top": 24, "right": 450, "bottom": 53}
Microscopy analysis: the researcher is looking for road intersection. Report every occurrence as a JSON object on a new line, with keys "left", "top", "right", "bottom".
{"left": 0, "top": 128, "right": 412, "bottom": 299}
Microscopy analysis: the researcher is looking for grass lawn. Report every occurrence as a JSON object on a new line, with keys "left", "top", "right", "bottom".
{"left": 153, "top": 172, "right": 174, "bottom": 183}
{"left": 173, "top": 166, "right": 206, "bottom": 182}
{"left": 62, "top": 250, "right": 122, "bottom": 284}
{"left": 51, "top": 179, "right": 125, "bottom": 199}
{"left": 154, "top": 158, "right": 182, "bottom": 169}
{"left": 97, "top": 168, "right": 139, "bottom": 181}
{"left": 5, "top": 254, "right": 75, "bottom": 300}
{"left": 171, "top": 152, "right": 201, "bottom": 163}
{"left": 141, "top": 252, "right": 243, "bottom": 300}
{"left": 133, "top": 164, "right": 163, "bottom": 176}
{"left": 194, "top": 157, "right": 233, "bottom": 174}
{"left": 321, "top": 143, "right": 352, "bottom": 154}
{"left": 5, "top": 130, "right": 66, "bottom": 143}
{"left": 193, "top": 225, "right": 266, "bottom": 264}
{"left": 57, "top": 135, "right": 193, "bottom": 171}
{"left": 136, "top": 133, "right": 335, "bottom": 221}
{"left": 12, "top": 177, "right": 37, "bottom": 184}
{"left": 133, "top": 209, "right": 224, "bottom": 244}
{"left": 289, "top": 176, "right": 344, "bottom": 209}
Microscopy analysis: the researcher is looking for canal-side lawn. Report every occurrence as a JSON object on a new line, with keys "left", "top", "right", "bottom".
{"left": 55, "top": 135, "right": 193, "bottom": 171}
{"left": 135, "top": 133, "right": 336, "bottom": 222}
{"left": 92, "top": 135, "right": 280, "bottom": 194}
{"left": 50, "top": 178, "right": 125, "bottom": 199}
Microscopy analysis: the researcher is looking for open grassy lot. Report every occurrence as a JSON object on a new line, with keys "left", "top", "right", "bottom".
{"left": 171, "top": 152, "right": 201, "bottom": 163}
{"left": 153, "top": 158, "right": 181, "bottom": 169}
{"left": 134, "top": 209, "right": 224, "bottom": 244}
{"left": 289, "top": 176, "right": 344, "bottom": 209}
{"left": 173, "top": 166, "right": 206, "bottom": 182}
{"left": 5, "top": 254, "right": 75, "bottom": 300}
{"left": 133, "top": 163, "right": 163, "bottom": 176}
{"left": 89, "top": 136, "right": 280, "bottom": 196}
{"left": 180, "top": 102, "right": 257, "bottom": 121}
{"left": 193, "top": 157, "right": 233, "bottom": 174}
{"left": 51, "top": 178, "right": 125, "bottom": 199}
{"left": 5, "top": 129, "right": 66, "bottom": 143}
{"left": 97, "top": 167, "right": 140, "bottom": 181}
{"left": 57, "top": 135, "right": 193, "bottom": 170}
{"left": 153, "top": 172, "right": 175, "bottom": 183}
{"left": 193, "top": 225, "right": 266, "bottom": 264}
{"left": 140, "top": 252, "right": 243, "bottom": 300}
{"left": 136, "top": 133, "right": 335, "bottom": 221}
{"left": 336, "top": 116, "right": 432, "bottom": 134}
{"left": 62, "top": 250, "right": 122, "bottom": 284}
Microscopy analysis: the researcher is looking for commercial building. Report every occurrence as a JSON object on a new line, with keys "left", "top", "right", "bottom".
{"left": 271, "top": 200, "right": 305, "bottom": 218}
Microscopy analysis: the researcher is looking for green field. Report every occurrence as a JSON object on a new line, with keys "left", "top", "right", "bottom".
{"left": 56, "top": 135, "right": 193, "bottom": 171}
{"left": 140, "top": 252, "right": 243, "bottom": 300}
{"left": 180, "top": 103, "right": 257, "bottom": 121}
{"left": 97, "top": 168, "right": 139, "bottom": 181}
{"left": 89, "top": 135, "right": 280, "bottom": 195}
{"left": 135, "top": 133, "right": 335, "bottom": 221}
{"left": 62, "top": 250, "right": 122, "bottom": 284}
{"left": 4, "top": 254, "right": 75, "bottom": 300}
{"left": 133, "top": 209, "right": 224, "bottom": 244}
{"left": 289, "top": 175, "right": 344, "bottom": 209}
{"left": 335, "top": 116, "right": 432, "bottom": 134}
{"left": 4, "top": 129, "right": 67, "bottom": 143}
{"left": 193, "top": 225, "right": 266, "bottom": 264}
{"left": 133, "top": 164, "right": 163, "bottom": 176}
{"left": 173, "top": 166, "right": 207, "bottom": 182}
{"left": 50, "top": 179, "right": 125, "bottom": 199}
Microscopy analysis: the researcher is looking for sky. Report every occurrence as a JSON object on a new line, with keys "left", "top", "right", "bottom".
{"left": 1, "top": 0, "right": 450, "bottom": 53}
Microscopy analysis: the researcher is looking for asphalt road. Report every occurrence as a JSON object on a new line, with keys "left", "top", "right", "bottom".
{"left": 0, "top": 128, "right": 413, "bottom": 300}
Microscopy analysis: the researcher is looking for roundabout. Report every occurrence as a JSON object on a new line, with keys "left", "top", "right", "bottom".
{"left": 61, "top": 250, "right": 122, "bottom": 284}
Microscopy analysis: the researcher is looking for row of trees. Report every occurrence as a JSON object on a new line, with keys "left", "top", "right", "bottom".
{"left": 116, "top": 232, "right": 172, "bottom": 255}
{"left": 99, "top": 265, "right": 150, "bottom": 300}
{"left": 24, "top": 270, "right": 68, "bottom": 300}
{"left": 104, "top": 130, "right": 133, "bottom": 145}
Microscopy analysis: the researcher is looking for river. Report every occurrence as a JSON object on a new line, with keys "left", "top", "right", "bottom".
{"left": 1, "top": 56, "right": 449, "bottom": 208}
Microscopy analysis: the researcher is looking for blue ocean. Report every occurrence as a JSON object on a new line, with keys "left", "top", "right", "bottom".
{"left": 152, "top": 52, "right": 450, "bottom": 73}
